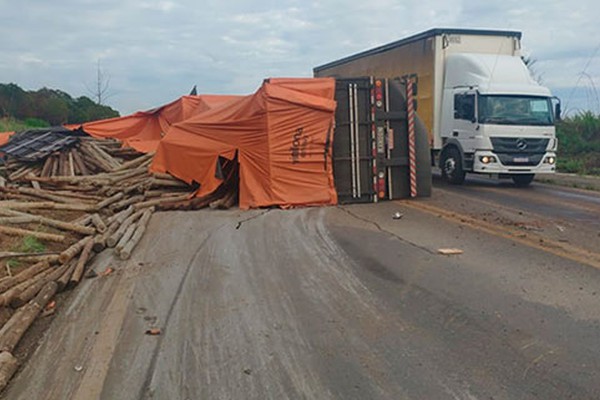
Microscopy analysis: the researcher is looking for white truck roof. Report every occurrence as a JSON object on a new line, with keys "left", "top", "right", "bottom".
{"left": 444, "top": 53, "right": 551, "bottom": 97}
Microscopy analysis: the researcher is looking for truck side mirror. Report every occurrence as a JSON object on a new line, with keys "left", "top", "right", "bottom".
{"left": 555, "top": 102, "right": 561, "bottom": 121}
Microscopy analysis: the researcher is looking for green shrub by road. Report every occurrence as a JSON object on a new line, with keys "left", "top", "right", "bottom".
{"left": 557, "top": 112, "right": 600, "bottom": 175}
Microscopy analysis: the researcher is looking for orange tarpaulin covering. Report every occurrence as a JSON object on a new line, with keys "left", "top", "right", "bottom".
{"left": 151, "top": 78, "right": 338, "bottom": 209}
{"left": 0, "top": 131, "right": 14, "bottom": 146}
{"left": 73, "top": 95, "right": 240, "bottom": 153}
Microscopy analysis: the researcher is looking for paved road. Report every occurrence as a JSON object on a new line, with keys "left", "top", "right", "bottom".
{"left": 5, "top": 187, "right": 600, "bottom": 399}
{"left": 429, "top": 173, "right": 600, "bottom": 256}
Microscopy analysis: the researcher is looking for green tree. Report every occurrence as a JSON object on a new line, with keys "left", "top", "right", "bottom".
{"left": 0, "top": 82, "right": 119, "bottom": 125}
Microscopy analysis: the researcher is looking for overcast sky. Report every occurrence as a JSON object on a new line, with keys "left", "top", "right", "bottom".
{"left": 1, "top": 0, "right": 599, "bottom": 116}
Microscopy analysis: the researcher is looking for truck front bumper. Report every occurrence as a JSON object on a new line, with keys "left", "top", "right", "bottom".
{"left": 472, "top": 151, "right": 557, "bottom": 174}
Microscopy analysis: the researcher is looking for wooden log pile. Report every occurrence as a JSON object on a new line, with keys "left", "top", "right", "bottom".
{"left": 0, "top": 134, "right": 239, "bottom": 389}
{"left": 0, "top": 137, "right": 142, "bottom": 181}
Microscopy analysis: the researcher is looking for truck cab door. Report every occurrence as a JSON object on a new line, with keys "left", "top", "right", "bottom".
{"left": 452, "top": 91, "right": 478, "bottom": 154}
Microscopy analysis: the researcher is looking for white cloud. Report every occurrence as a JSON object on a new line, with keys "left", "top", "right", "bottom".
{"left": 139, "top": 1, "right": 176, "bottom": 12}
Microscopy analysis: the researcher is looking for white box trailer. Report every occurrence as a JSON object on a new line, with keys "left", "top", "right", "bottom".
{"left": 314, "top": 28, "right": 559, "bottom": 186}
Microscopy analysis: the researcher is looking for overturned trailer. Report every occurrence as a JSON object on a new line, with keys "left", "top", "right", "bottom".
{"left": 331, "top": 77, "right": 431, "bottom": 203}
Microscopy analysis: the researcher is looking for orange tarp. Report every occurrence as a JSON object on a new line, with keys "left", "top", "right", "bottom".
{"left": 0, "top": 131, "right": 14, "bottom": 146}
{"left": 72, "top": 95, "right": 240, "bottom": 153}
{"left": 151, "top": 78, "right": 338, "bottom": 209}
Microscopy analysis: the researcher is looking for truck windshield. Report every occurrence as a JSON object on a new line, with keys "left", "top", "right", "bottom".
{"left": 478, "top": 95, "right": 554, "bottom": 126}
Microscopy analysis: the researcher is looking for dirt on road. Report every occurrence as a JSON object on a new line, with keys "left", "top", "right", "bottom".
{"left": 4, "top": 188, "right": 600, "bottom": 399}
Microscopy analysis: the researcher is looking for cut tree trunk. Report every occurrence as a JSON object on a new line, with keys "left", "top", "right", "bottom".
{"left": 106, "top": 208, "right": 145, "bottom": 247}
{"left": 68, "top": 238, "right": 95, "bottom": 288}
{"left": 0, "top": 261, "right": 50, "bottom": 294}
{"left": 0, "top": 351, "right": 18, "bottom": 391}
{"left": 10, "top": 263, "right": 70, "bottom": 308}
{"left": 0, "top": 225, "right": 65, "bottom": 243}
{"left": 59, "top": 236, "right": 93, "bottom": 264}
{"left": 119, "top": 207, "right": 154, "bottom": 260}
{"left": 0, "top": 281, "right": 58, "bottom": 353}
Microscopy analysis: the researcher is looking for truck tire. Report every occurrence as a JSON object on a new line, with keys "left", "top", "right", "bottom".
{"left": 512, "top": 174, "right": 535, "bottom": 187}
{"left": 440, "top": 148, "right": 466, "bottom": 184}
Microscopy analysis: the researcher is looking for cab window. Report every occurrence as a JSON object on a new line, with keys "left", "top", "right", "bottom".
{"left": 454, "top": 94, "right": 475, "bottom": 121}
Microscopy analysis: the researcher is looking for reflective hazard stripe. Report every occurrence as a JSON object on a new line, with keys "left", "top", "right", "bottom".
{"left": 407, "top": 80, "right": 417, "bottom": 198}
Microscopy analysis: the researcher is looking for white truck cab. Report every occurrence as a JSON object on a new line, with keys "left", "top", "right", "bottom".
{"left": 440, "top": 53, "right": 558, "bottom": 185}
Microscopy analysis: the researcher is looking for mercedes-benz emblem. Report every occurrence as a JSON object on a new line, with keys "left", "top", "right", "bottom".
{"left": 516, "top": 138, "right": 528, "bottom": 151}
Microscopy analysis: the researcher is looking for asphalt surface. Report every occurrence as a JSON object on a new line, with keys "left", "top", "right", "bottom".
{"left": 4, "top": 178, "right": 600, "bottom": 399}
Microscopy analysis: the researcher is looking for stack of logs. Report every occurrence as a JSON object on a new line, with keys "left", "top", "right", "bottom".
{"left": 0, "top": 136, "right": 238, "bottom": 389}
{"left": 0, "top": 137, "right": 141, "bottom": 185}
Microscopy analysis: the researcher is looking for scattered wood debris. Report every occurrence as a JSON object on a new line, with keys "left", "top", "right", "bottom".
{"left": 437, "top": 248, "right": 464, "bottom": 255}
{"left": 145, "top": 328, "right": 161, "bottom": 336}
{"left": 0, "top": 132, "right": 240, "bottom": 387}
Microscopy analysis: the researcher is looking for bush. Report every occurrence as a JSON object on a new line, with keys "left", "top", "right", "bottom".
{"left": 556, "top": 112, "right": 600, "bottom": 175}
{"left": 24, "top": 117, "right": 50, "bottom": 128}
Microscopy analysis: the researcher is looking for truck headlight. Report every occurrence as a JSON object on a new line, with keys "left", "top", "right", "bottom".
{"left": 544, "top": 156, "right": 556, "bottom": 164}
{"left": 479, "top": 156, "right": 497, "bottom": 164}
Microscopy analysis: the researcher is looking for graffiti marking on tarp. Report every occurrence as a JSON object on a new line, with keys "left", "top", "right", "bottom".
{"left": 290, "top": 127, "right": 309, "bottom": 164}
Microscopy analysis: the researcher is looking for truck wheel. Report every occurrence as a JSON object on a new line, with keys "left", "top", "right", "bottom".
{"left": 512, "top": 174, "right": 535, "bottom": 187}
{"left": 440, "top": 148, "right": 466, "bottom": 184}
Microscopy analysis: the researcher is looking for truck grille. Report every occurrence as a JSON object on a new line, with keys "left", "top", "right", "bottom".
{"left": 490, "top": 137, "right": 549, "bottom": 166}
{"left": 490, "top": 137, "right": 549, "bottom": 153}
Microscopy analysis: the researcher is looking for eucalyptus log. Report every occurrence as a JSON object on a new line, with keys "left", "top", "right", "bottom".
{"left": 133, "top": 194, "right": 189, "bottom": 210}
{"left": 0, "top": 225, "right": 65, "bottom": 242}
{"left": 91, "top": 232, "right": 107, "bottom": 252}
{"left": 0, "top": 352, "right": 18, "bottom": 391}
{"left": 0, "top": 309, "right": 11, "bottom": 328}
{"left": 109, "top": 167, "right": 147, "bottom": 184}
{"left": 87, "top": 142, "right": 121, "bottom": 169}
{"left": 18, "top": 254, "right": 60, "bottom": 264}
{"left": 109, "top": 195, "right": 144, "bottom": 212}
{"left": 95, "top": 192, "right": 124, "bottom": 210}
{"left": 119, "top": 207, "right": 154, "bottom": 260}
{"left": 79, "top": 144, "right": 114, "bottom": 172}
{"left": 106, "top": 205, "right": 134, "bottom": 225}
{"left": 68, "top": 150, "right": 76, "bottom": 176}
{"left": 0, "top": 261, "right": 50, "bottom": 294}
{"left": 0, "top": 252, "right": 57, "bottom": 261}
{"left": 59, "top": 236, "right": 93, "bottom": 264}
{"left": 9, "top": 165, "right": 37, "bottom": 181}
{"left": 0, "top": 216, "right": 36, "bottom": 225}
{"left": 0, "top": 281, "right": 58, "bottom": 353}
{"left": 15, "top": 187, "right": 83, "bottom": 204}
{"left": 51, "top": 190, "right": 103, "bottom": 202}
{"left": 0, "top": 208, "right": 95, "bottom": 235}
{"left": 113, "top": 152, "right": 154, "bottom": 172}
{"left": 10, "top": 263, "right": 70, "bottom": 308}
{"left": 150, "top": 177, "right": 189, "bottom": 189}
{"left": 0, "top": 200, "right": 94, "bottom": 211}
{"left": 40, "top": 156, "right": 54, "bottom": 177}
{"left": 115, "top": 224, "right": 137, "bottom": 254}
{"left": 0, "top": 267, "right": 53, "bottom": 307}
{"left": 71, "top": 147, "right": 89, "bottom": 176}
{"left": 57, "top": 261, "right": 76, "bottom": 291}
{"left": 68, "top": 238, "right": 95, "bottom": 288}
{"left": 90, "top": 213, "right": 107, "bottom": 233}
{"left": 106, "top": 208, "right": 145, "bottom": 247}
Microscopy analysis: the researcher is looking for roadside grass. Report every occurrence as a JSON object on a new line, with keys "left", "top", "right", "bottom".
{"left": 0, "top": 116, "right": 50, "bottom": 133}
{"left": 0, "top": 117, "right": 29, "bottom": 132}
{"left": 6, "top": 235, "right": 47, "bottom": 270}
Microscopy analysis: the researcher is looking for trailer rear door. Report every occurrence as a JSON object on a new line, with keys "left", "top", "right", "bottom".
{"left": 332, "top": 77, "right": 431, "bottom": 203}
